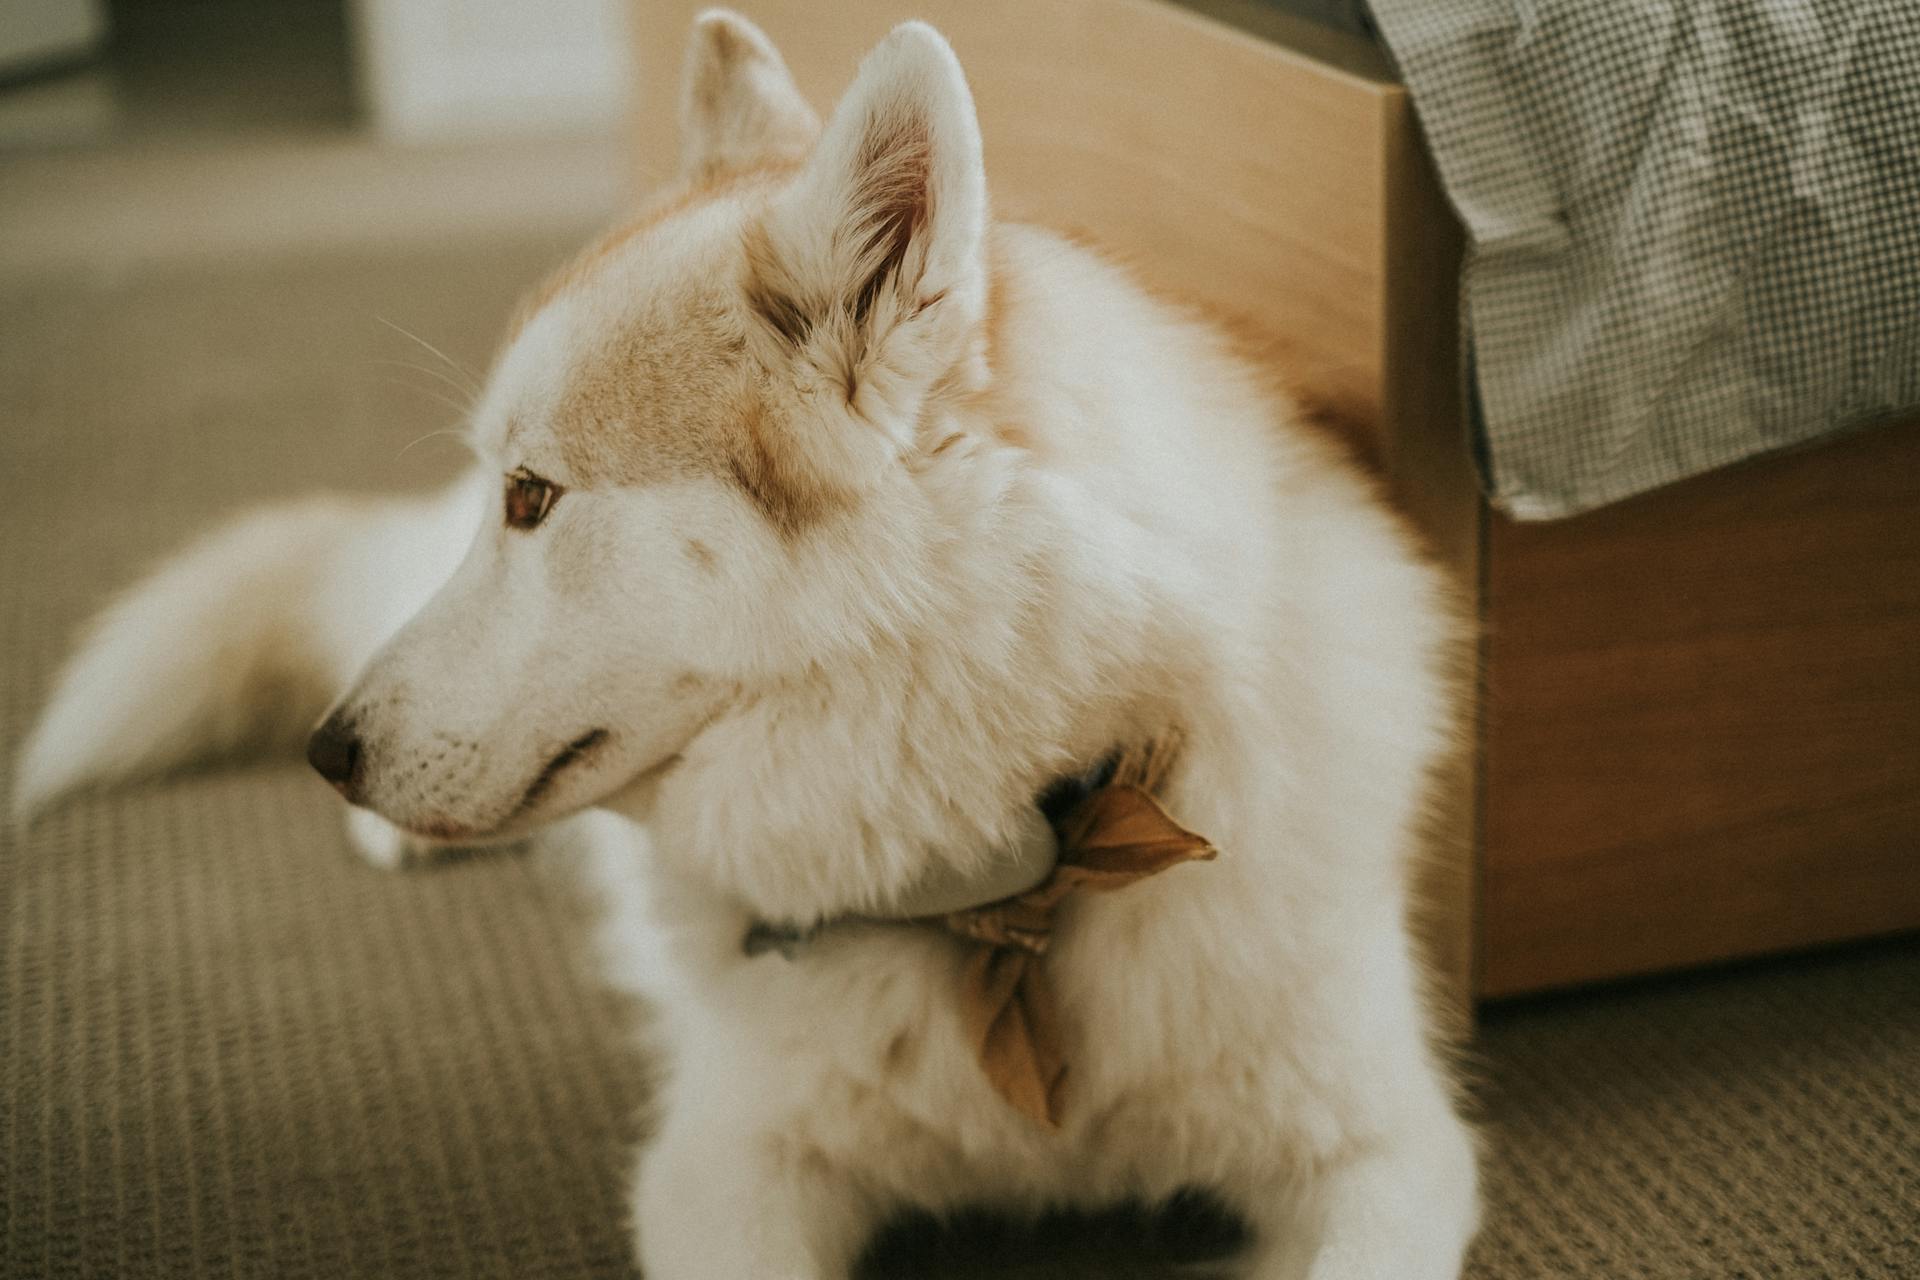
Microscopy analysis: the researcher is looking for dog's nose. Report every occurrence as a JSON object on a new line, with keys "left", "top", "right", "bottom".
{"left": 306, "top": 712, "right": 362, "bottom": 798}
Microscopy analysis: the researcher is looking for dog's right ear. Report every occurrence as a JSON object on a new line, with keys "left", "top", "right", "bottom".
{"left": 680, "top": 10, "right": 820, "bottom": 181}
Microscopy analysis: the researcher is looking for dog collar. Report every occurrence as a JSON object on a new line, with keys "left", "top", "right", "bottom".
{"left": 742, "top": 735, "right": 1217, "bottom": 1128}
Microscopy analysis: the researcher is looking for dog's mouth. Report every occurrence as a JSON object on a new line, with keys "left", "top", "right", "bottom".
{"left": 515, "top": 727, "right": 612, "bottom": 816}
{"left": 391, "top": 721, "right": 695, "bottom": 843}
{"left": 379, "top": 728, "right": 611, "bottom": 845}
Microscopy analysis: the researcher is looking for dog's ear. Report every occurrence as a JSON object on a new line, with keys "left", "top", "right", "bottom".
{"left": 746, "top": 22, "right": 988, "bottom": 404}
{"left": 680, "top": 10, "right": 820, "bottom": 180}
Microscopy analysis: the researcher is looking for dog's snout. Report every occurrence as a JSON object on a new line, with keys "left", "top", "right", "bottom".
{"left": 306, "top": 712, "right": 362, "bottom": 799}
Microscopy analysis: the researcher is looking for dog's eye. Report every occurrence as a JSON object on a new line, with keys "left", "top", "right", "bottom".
{"left": 504, "top": 468, "right": 562, "bottom": 530}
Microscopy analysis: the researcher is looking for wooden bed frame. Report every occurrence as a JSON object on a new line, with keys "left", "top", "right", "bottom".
{"left": 629, "top": 0, "right": 1920, "bottom": 1004}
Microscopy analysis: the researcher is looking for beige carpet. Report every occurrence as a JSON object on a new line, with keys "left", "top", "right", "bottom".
{"left": 4, "top": 226, "right": 1917, "bottom": 1280}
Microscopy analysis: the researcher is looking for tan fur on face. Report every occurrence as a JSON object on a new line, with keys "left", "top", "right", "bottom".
{"left": 502, "top": 193, "right": 1051, "bottom": 553}
{"left": 491, "top": 159, "right": 869, "bottom": 544}
{"left": 539, "top": 289, "right": 746, "bottom": 490}
{"left": 509, "top": 163, "right": 803, "bottom": 346}
{"left": 522, "top": 294, "right": 850, "bottom": 544}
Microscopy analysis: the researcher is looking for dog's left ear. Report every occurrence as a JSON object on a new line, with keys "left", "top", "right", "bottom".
{"left": 748, "top": 22, "right": 988, "bottom": 404}
{"left": 680, "top": 10, "right": 820, "bottom": 180}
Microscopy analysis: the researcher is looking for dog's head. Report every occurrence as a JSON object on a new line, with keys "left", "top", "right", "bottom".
{"left": 310, "top": 13, "right": 995, "bottom": 841}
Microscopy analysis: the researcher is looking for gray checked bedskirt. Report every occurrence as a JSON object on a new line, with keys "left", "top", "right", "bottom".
{"left": 1365, "top": 0, "right": 1920, "bottom": 518}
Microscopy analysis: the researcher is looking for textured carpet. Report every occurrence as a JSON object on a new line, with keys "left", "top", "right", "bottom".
{"left": 4, "top": 229, "right": 1917, "bottom": 1280}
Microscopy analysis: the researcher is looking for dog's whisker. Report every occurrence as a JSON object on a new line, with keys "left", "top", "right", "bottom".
{"left": 394, "top": 427, "right": 475, "bottom": 462}
{"left": 373, "top": 316, "right": 483, "bottom": 394}
{"left": 379, "top": 377, "right": 473, "bottom": 420}
{"left": 373, "top": 359, "right": 479, "bottom": 406}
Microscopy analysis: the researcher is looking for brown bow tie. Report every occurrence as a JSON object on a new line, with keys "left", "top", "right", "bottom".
{"left": 943, "top": 743, "right": 1216, "bottom": 1129}
{"left": 740, "top": 736, "right": 1217, "bottom": 1129}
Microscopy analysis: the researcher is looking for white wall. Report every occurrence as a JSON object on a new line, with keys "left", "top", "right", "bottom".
{"left": 351, "top": 0, "right": 634, "bottom": 143}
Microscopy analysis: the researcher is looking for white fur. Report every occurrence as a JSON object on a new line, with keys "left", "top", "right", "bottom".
{"left": 15, "top": 14, "right": 1479, "bottom": 1277}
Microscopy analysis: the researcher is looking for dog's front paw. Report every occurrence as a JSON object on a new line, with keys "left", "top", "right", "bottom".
{"left": 344, "top": 805, "right": 427, "bottom": 870}
{"left": 343, "top": 805, "right": 539, "bottom": 871}
{"left": 633, "top": 1115, "right": 879, "bottom": 1280}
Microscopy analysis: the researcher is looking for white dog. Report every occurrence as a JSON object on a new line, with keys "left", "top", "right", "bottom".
{"left": 16, "top": 12, "right": 1479, "bottom": 1277}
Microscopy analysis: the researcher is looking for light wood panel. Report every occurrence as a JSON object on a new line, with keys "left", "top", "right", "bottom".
{"left": 1479, "top": 417, "right": 1920, "bottom": 996}
{"left": 629, "top": 0, "right": 1482, "bottom": 1006}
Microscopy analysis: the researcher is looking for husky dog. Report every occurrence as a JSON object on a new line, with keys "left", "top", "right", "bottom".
{"left": 16, "top": 11, "right": 1479, "bottom": 1278}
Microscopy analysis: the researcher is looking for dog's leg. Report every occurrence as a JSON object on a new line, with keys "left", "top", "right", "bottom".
{"left": 1233, "top": 1096, "right": 1478, "bottom": 1280}
{"left": 633, "top": 1109, "right": 878, "bottom": 1280}
{"left": 1304, "top": 1114, "right": 1478, "bottom": 1280}
{"left": 1221, "top": 917, "right": 1479, "bottom": 1280}
{"left": 344, "top": 805, "right": 438, "bottom": 870}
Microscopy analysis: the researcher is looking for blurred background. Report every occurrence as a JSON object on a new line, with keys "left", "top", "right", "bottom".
{"left": 0, "top": 17, "right": 663, "bottom": 1279}
{"left": 2, "top": 0, "right": 638, "bottom": 280}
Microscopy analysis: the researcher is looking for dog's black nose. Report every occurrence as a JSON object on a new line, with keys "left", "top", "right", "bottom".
{"left": 306, "top": 713, "right": 362, "bottom": 798}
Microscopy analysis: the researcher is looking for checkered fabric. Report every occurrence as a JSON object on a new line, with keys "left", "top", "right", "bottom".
{"left": 1365, "top": 0, "right": 1920, "bottom": 518}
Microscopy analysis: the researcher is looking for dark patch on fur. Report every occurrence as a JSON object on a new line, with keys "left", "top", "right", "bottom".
{"left": 742, "top": 221, "right": 813, "bottom": 347}
{"left": 726, "top": 401, "right": 846, "bottom": 541}
{"left": 727, "top": 447, "right": 809, "bottom": 540}
{"left": 750, "top": 282, "right": 814, "bottom": 346}
{"left": 857, "top": 1190, "right": 1248, "bottom": 1279}
{"left": 704, "top": 17, "right": 744, "bottom": 68}
{"left": 847, "top": 117, "right": 931, "bottom": 325}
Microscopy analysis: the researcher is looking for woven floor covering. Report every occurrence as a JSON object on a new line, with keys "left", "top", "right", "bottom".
{"left": 4, "top": 234, "right": 1917, "bottom": 1280}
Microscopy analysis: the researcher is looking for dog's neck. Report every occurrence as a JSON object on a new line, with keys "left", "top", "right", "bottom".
{"left": 737, "top": 749, "right": 1126, "bottom": 955}
{"left": 647, "top": 596, "right": 1180, "bottom": 929}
